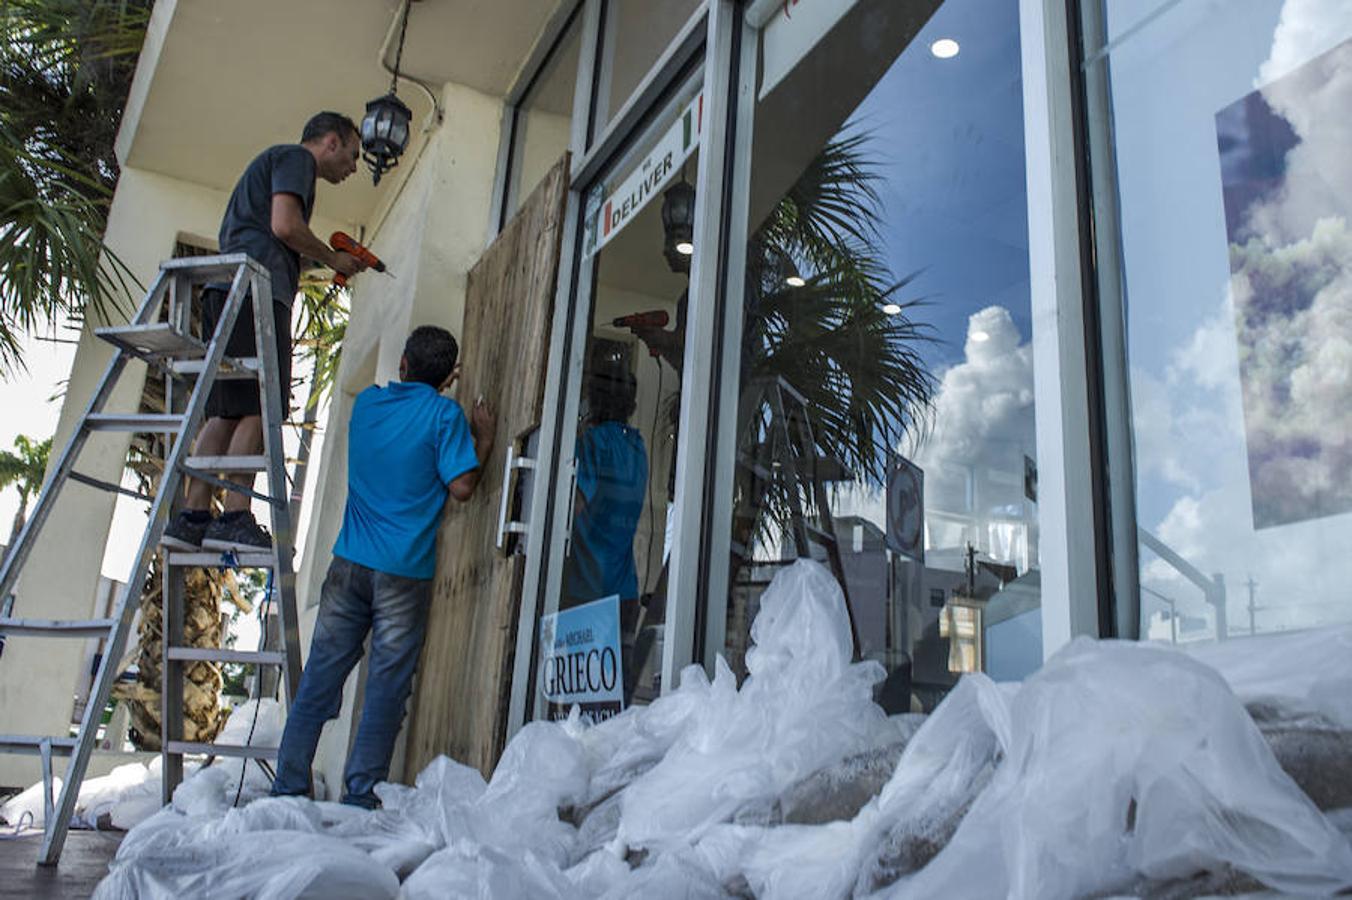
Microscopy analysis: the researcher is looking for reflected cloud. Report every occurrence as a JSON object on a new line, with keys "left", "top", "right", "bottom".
{"left": 833, "top": 305, "right": 1036, "bottom": 568}
{"left": 1218, "top": 35, "right": 1352, "bottom": 528}
{"left": 908, "top": 305, "right": 1034, "bottom": 491}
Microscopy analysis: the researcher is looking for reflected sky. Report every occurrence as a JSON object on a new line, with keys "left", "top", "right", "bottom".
{"left": 1106, "top": 0, "right": 1352, "bottom": 634}
{"left": 846, "top": 0, "right": 1030, "bottom": 373}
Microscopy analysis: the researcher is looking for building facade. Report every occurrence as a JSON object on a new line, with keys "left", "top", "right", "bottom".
{"left": 3, "top": 0, "right": 1348, "bottom": 791}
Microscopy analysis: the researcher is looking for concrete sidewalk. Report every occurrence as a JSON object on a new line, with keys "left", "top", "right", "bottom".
{"left": 0, "top": 829, "right": 121, "bottom": 899}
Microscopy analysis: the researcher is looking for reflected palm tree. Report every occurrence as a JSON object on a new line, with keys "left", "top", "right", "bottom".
{"left": 733, "top": 133, "right": 936, "bottom": 556}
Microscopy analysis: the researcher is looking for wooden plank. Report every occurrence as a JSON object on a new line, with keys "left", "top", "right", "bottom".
{"left": 403, "top": 155, "right": 570, "bottom": 779}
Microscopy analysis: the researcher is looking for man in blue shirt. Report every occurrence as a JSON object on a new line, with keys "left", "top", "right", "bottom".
{"left": 564, "top": 363, "right": 648, "bottom": 704}
{"left": 566, "top": 366, "right": 648, "bottom": 605}
{"left": 271, "top": 325, "right": 494, "bottom": 808}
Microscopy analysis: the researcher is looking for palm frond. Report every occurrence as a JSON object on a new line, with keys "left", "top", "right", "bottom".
{"left": 735, "top": 132, "right": 937, "bottom": 548}
{"left": 294, "top": 277, "right": 348, "bottom": 409}
{"left": 0, "top": 0, "right": 150, "bottom": 374}
{"left": 0, "top": 434, "right": 51, "bottom": 498}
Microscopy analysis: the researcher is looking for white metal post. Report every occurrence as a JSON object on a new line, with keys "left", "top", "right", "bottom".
{"left": 1021, "top": 0, "right": 1105, "bottom": 652}
{"left": 662, "top": 0, "right": 739, "bottom": 691}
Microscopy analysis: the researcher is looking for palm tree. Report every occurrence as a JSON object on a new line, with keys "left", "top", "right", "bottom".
{"left": 0, "top": 433, "right": 51, "bottom": 552}
{"left": 291, "top": 278, "right": 348, "bottom": 523}
{"left": 239, "top": 277, "right": 347, "bottom": 699}
{"left": 732, "top": 132, "right": 936, "bottom": 558}
{"left": 0, "top": 0, "right": 151, "bottom": 373}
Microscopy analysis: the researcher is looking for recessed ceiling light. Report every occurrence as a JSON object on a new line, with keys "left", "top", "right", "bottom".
{"left": 970, "top": 330, "right": 990, "bottom": 342}
{"left": 881, "top": 303, "right": 903, "bottom": 315}
{"left": 785, "top": 275, "right": 807, "bottom": 287}
{"left": 676, "top": 241, "right": 694, "bottom": 255}
{"left": 930, "top": 38, "right": 960, "bottom": 59}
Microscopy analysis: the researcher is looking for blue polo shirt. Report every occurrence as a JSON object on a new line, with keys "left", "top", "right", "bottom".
{"left": 332, "top": 381, "right": 479, "bottom": 579}
{"left": 565, "top": 421, "right": 648, "bottom": 602}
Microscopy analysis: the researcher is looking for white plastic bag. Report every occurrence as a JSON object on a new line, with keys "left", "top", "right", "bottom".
{"left": 1183, "top": 625, "right": 1352, "bottom": 727}
{"left": 400, "top": 845, "right": 574, "bottom": 900}
{"left": 94, "top": 829, "right": 399, "bottom": 900}
{"left": 700, "top": 674, "right": 1006, "bottom": 900}
{"left": 617, "top": 561, "right": 887, "bottom": 850}
{"left": 0, "top": 776, "right": 60, "bottom": 828}
{"left": 892, "top": 639, "right": 1352, "bottom": 899}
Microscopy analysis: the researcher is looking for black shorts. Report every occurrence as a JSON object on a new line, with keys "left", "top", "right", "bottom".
{"left": 200, "top": 287, "right": 292, "bottom": 420}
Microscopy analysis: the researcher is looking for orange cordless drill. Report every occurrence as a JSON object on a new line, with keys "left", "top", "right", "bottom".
{"left": 612, "top": 310, "right": 669, "bottom": 329}
{"left": 329, "top": 231, "right": 392, "bottom": 287}
{"left": 613, "top": 310, "right": 670, "bottom": 357}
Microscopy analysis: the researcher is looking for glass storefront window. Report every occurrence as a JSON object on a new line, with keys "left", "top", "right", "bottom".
{"left": 718, "top": 0, "right": 1039, "bottom": 711}
{"left": 1087, "top": 1, "right": 1352, "bottom": 641}
{"left": 504, "top": 11, "right": 583, "bottom": 222}
{"left": 594, "top": 0, "right": 702, "bottom": 140}
{"left": 533, "top": 68, "right": 704, "bottom": 720}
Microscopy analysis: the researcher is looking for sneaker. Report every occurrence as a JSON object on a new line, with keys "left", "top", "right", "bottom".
{"left": 202, "top": 511, "right": 273, "bottom": 552}
{"left": 162, "top": 510, "right": 211, "bottom": 550}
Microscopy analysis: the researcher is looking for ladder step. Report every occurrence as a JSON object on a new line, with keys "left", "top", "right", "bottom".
{"left": 183, "top": 455, "right": 269, "bottom": 474}
{"left": 171, "top": 357, "right": 261, "bottom": 380}
{"left": 86, "top": 413, "right": 184, "bottom": 433}
{"left": 160, "top": 253, "right": 261, "bottom": 280}
{"left": 165, "top": 741, "right": 277, "bottom": 760}
{"left": 166, "top": 551, "right": 276, "bottom": 568}
{"left": 0, "top": 736, "right": 78, "bottom": 756}
{"left": 95, "top": 323, "right": 206, "bottom": 358}
{"left": 0, "top": 617, "right": 116, "bottom": 638}
{"left": 166, "top": 648, "right": 286, "bottom": 666}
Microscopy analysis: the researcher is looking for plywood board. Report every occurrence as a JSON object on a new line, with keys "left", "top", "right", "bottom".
{"left": 403, "top": 155, "right": 570, "bottom": 779}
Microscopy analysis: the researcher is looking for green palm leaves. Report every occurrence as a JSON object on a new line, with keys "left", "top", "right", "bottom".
{"left": 0, "top": 0, "right": 151, "bottom": 373}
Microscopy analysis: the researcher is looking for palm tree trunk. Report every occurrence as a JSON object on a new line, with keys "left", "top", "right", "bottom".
{"left": 8, "top": 494, "right": 27, "bottom": 551}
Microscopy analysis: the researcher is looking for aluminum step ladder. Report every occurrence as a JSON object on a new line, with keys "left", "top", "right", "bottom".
{"left": 731, "top": 376, "right": 861, "bottom": 656}
{"left": 0, "top": 254, "right": 303, "bottom": 865}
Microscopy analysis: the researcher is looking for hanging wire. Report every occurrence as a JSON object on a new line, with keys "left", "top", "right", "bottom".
{"left": 390, "top": 0, "right": 412, "bottom": 95}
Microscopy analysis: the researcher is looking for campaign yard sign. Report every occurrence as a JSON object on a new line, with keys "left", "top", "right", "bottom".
{"left": 539, "top": 594, "right": 624, "bottom": 722}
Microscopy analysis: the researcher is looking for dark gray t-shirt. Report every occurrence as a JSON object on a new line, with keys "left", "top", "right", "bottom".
{"left": 218, "top": 144, "right": 317, "bottom": 305}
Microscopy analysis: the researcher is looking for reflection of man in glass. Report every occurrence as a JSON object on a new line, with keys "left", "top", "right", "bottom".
{"left": 566, "top": 363, "right": 649, "bottom": 701}
{"left": 567, "top": 364, "right": 649, "bottom": 606}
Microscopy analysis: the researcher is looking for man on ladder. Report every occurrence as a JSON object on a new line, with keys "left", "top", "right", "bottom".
{"left": 0, "top": 110, "right": 381, "bottom": 866}
{"left": 163, "top": 111, "right": 367, "bottom": 553}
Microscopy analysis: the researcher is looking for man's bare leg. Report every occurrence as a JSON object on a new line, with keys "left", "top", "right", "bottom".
{"left": 221, "top": 414, "right": 264, "bottom": 513}
{"left": 185, "top": 417, "right": 238, "bottom": 510}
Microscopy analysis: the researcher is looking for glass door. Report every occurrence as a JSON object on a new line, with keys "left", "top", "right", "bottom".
{"left": 711, "top": 0, "right": 1042, "bottom": 710}
{"left": 529, "top": 65, "right": 705, "bottom": 721}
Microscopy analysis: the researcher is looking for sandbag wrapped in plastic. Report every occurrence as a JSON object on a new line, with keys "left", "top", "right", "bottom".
{"left": 617, "top": 560, "right": 887, "bottom": 850}
{"left": 93, "top": 828, "right": 399, "bottom": 899}
{"left": 695, "top": 674, "right": 1007, "bottom": 899}
{"left": 400, "top": 845, "right": 574, "bottom": 900}
{"left": 1184, "top": 625, "right": 1352, "bottom": 728}
{"left": 894, "top": 639, "right": 1352, "bottom": 899}
{"left": 563, "top": 663, "right": 714, "bottom": 808}
{"left": 0, "top": 757, "right": 186, "bottom": 832}
{"left": 94, "top": 798, "right": 400, "bottom": 900}
{"left": 0, "top": 777, "right": 61, "bottom": 830}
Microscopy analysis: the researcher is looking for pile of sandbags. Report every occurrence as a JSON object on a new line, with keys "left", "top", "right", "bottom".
{"left": 87, "top": 560, "right": 1352, "bottom": 899}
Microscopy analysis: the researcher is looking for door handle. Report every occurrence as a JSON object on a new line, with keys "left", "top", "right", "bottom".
{"left": 496, "top": 443, "right": 537, "bottom": 553}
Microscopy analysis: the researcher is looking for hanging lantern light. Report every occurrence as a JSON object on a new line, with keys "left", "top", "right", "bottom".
{"left": 361, "top": 92, "right": 412, "bottom": 185}
{"left": 362, "top": 1, "right": 415, "bottom": 185}
{"left": 661, "top": 178, "right": 696, "bottom": 274}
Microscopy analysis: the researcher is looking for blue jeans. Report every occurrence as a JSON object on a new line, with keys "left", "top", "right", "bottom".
{"left": 271, "top": 556, "right": 431, "bottom": 808}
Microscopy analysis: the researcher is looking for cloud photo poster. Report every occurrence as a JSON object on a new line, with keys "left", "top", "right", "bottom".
{"left": 1216, "top": 35, "right": 1352, "bottom": 530}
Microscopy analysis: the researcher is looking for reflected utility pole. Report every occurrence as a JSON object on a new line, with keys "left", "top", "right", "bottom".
{"left": 1246, "top": 576, "right": 1259, "bottom": 636}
